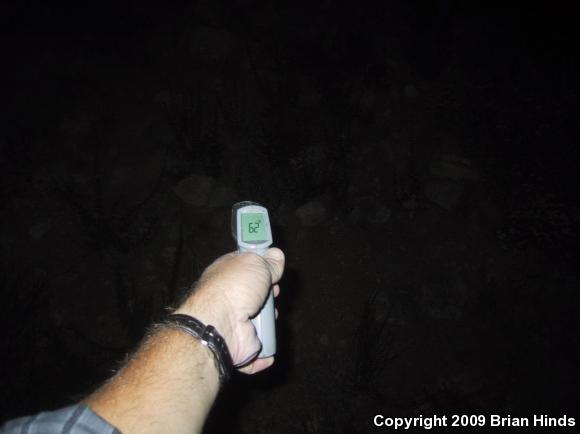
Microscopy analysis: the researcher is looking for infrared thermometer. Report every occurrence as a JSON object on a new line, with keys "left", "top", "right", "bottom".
{"left": 232, "top": 201, "right": 276, "bottom": 358}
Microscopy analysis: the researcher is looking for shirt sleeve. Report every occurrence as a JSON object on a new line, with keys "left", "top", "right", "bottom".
{"left": 0, "top": 403, "right": 121, "bottom": 434}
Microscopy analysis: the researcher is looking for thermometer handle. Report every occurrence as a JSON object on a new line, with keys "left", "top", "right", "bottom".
{"left": 240, "top": 246, "right": 276, "bottom": 358}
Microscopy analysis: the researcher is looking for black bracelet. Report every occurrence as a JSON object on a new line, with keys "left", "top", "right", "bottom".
{"left": 162, "top": 313, "right": 233, "bottom": 385}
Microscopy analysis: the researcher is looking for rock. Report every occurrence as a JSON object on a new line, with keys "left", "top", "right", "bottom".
{"left": 161, "top": 247, "right": 177, "bottom": 262}
{"left": 59, "top": 112, "right": 95, "bottom": 137}
{"left": 110, "top": 155, "right": 165, "bottom": 197}
{"left": 208, "top": 186, "right": 237, "bottom": 208}
{"left": 385, "top": 58, "right": 400, "bottom": 69}
{"left": 402, "top": 196, "right": 418, "bottom": 210}
{"left": 420, "top": 285, "right": 464, "bottom": 320}
{"left": 173, "top": 175, "right": 238, "bottom": 208}
{"left": 290, "top": 146, "right": 326, "bottom": 171}
{"left": 475, "top": 200, "right": 504, "bottom": 233}
{"left": 404, "top": 84, "right": 418, "bottom": 98}
{"left": 424, "top": 180, "right": 464, "bottom": 210}
{"left": 367, "top": 205, "right": 391, "bottom": 224}
{"left": 276, "top": 203, "right": 294, "bottom": 226}
{"left": 357, "top": 196, "right": 391, "bottom": 224}
{"left": 295, "top": 201, "right": 326, "bottom": 226}
{"left": 429, "top": 155, "right": 479, "bottom": 180}
{"left": 29, "top": 220, "right": 52, "bottom": 240}
{"left": 186, "top": 26, "right": 238, "bottom": 62}
{"left": 209, "top": 211, "right": 228, "bottom": 229}
{"left": 173, "top": 175, "right": 216, "bottom": 206}
{"left": 348, "top": 206, "right": 363, "bottom": 225}
{"left": 153, "top": 90, "right": 171, "bottom": 105}
{"left": 373, "top": 291, "right": 390, "bottom": 322}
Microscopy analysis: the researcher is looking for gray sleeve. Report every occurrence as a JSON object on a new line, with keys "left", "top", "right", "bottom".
{"left": 0, "top": 403, "right": 121, "bottom": 434}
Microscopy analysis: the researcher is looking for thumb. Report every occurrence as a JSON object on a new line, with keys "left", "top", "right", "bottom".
{"left": 233, "top": 322, "right": 262, "bottom": 368}
{"left": 263, "top": 248, "right": 285, "bottom": 285}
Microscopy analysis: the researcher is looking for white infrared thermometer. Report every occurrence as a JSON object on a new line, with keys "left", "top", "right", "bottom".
{"left": 232, "top": 201, "right": 276, "bottom": 358}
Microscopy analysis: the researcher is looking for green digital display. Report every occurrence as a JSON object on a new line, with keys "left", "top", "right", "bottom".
{"left": 241, "top": 212, "right": 267, "bottom": 243}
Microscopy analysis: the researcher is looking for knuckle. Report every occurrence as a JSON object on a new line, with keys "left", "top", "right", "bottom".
{"left": 238, "top": 252, "right": 267, "bottom": 269}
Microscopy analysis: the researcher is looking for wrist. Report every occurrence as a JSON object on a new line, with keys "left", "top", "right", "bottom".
{"left": 174, "top": 293, "right": 235, "bottom": 355}
{"left": 161, "top": 314, "right": 233, "bottom": 384}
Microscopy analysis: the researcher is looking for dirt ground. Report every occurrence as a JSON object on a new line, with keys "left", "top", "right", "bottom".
{"left": 1, "top": 2, "right": 578, "bottom": 433}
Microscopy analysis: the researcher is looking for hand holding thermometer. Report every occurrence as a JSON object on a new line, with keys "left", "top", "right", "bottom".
{"left": 232, "top": 201, "right": 276, "bottom": 358}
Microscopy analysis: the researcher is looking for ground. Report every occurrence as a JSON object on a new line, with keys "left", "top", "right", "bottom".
{"left": 0, "top": 2, "right": 578, "bottom": 433}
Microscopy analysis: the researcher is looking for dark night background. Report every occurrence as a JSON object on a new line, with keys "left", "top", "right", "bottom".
{"left": 0, "top": 1, "right": 578, "bottom": 432}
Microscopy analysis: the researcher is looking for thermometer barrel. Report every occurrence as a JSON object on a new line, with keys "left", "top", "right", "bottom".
{"left": 238, "top": 246, "right": 276, "bottom": 358}
{"left": 233, "top": 202, "right": 276, "bottom": 360}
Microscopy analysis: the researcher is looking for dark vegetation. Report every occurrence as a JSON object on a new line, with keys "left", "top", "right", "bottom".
{"left": 1, "top": 1, "right": 578, "bottom": 432}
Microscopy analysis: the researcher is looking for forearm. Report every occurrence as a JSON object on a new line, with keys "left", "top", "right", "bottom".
{"left": 82, "top": 249, "right": 285, "bottom": 433}
{"left": 84, "top": 327, "right": 220, "bottom": 434}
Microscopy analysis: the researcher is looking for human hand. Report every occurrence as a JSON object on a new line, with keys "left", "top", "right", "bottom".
{"left": 175, "top": 248, "right": 285, "bottom": 374}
